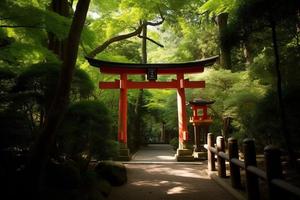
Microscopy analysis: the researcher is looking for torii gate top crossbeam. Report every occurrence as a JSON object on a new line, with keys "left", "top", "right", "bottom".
{"left": 86, "top": 55, "right": 218, "bottom": 74}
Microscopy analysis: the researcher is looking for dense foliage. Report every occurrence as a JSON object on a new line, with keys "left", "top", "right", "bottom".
{"left": 0, "top": 0, "right": 299, "bottom": 198}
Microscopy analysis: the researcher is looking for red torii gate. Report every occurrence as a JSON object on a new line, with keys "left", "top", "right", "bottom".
{"left": 86, "top": 56, "right": 218, "bottom": 161}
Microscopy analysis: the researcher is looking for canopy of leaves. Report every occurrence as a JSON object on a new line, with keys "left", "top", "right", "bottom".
{"left": 0, "top": 0, "right": 72, "bottom": 65}
{"left": 198, "top": 0, "right": 237, "bottom": 16}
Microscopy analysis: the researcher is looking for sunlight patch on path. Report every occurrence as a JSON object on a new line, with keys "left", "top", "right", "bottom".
{"left": 145, "top": 165, "right": 208, "bottom": 179}
{"left": 107, "top": 163, "right": 236, "bottom": 200}
{"left": 155, "top": 155, "right": 175, "bottom": 160}
{"left": 167, "top": 186, "right": 185, "bottom": 194}
{"left": 107, "top": 145, "right": 235, "bottom": 200}
{"left": 131, "top": 144, "right": 176, "bottom": 162}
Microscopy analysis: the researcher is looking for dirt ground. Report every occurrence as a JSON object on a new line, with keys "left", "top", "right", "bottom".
{"left": 107, "top": 144, "right": 236, "bottom": 200}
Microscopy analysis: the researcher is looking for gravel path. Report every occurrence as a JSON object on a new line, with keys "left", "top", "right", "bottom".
{"left": 107, "top": 144, "right": 236, "bottom": 200}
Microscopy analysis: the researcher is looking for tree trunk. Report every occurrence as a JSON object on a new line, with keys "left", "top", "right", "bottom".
{"left": 28, "top": 0, "right": 90, "bottom": 196}
{"left": 270, "top": 20, "right": 295, "bottom": 165}
{"left": 133, "top": 22, "right": 147, "bottom": 148}
{"left": 217, "top": 13, "right": 231, "bottom": 69}
{"left": 142, "top": 22, "right": 147, "bottom": 63}
{"left": 243, "top": 39, "right": 253, "bottom": 65}
{"left": 48, "top": 0, "right": 70, "bottom": 60}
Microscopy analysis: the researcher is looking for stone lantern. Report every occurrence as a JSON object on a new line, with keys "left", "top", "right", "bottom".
{"left": 189, "top": 99, "right": 215, "bottom": 159}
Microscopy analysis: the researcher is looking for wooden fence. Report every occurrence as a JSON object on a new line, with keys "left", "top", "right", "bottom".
{"left": 206, "top": 133, "right": 300, "bottom": 200}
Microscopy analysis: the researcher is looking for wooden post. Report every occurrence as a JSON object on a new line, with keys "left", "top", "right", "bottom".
{"left": 264, "top": 145, "right": 284, "bottom": 199}
{"left": 217, "top": 136, "right": 226, "bottom": 178}
{"left": 118, "top": 73, "right": 128, "bottom": 146}
{"left": 207, "top": 133, "right": 215, "bottom": 171}
{"left": 228, "top": 138, "right": 241, "bottom": 188}
{"left": 194, "top": 125, "right": 201, "bottom": 152}
{"left": 243, "top": 138, "right": 260, "bottom": 200}
{"left": 116, "top": 73, "right": 130, "bottom": 161}
{"left": 176, "top": 73, "right": 188, "bottom": 149}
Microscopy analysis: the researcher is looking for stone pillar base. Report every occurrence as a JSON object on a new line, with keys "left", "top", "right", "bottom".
{"left": 193, "top": 145, "right": 207, "bottom": 160}
{"left": 193, "top": 151, "right": 207, "bottom": 160}
{"left": 115, "top": 148, "right": 131, "bottom": 161}
{"left": 175, "top": 149, "right": 194, "bottom": 162}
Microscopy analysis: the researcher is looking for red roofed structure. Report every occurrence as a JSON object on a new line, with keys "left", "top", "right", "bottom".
{"left": 86, "top": 55, "right": 218, "bottom": 161}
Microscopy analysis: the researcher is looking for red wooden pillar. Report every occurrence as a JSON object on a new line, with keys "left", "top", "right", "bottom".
{"left": 177, "top": 73, "right": 188, "bottom": 149}
{"left": 118, "top": 73, "right": 128, "bottom": 147}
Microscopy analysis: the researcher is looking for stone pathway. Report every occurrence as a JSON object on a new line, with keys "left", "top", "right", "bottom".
{"left": 107, "top": 144, "right": 236, "bottom": 200}
{"left": 131, "top": 144, "right": 176, "bottom": 162}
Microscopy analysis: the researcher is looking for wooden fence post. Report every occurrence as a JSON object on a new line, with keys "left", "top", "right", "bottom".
{"left": 228, "top": 137, "right": 241, "bottom": 188}
{"left": 207, "top": 133, "right": 215, "bottom": 171}
{"left": 264, "top": 145, "right": 284, "bottom": 199}
{"left": 243, "top": 138, "right": 260, "bottom": 200}
{"left": 217, "top": 136, "right": 226, "bottom": 178}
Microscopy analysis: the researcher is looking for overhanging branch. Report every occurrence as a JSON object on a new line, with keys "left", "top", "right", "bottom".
{"left": 87, "top": 25, "right": 143, "bottom": 58}
{"left": 0, "top": 25, "right": 44, "bottom": 29}
{"left": 87, "top": 9, "right": 165, "bottom": 58}
{"left": 146, "top": 8, "right": 165, "bottom": 26}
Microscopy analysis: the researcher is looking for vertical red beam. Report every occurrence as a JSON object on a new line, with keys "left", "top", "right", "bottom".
{"left": 118, "top": 73, "right": 128, "bottom": 145}
{"left": 176, "top": 73, "right": 189, "bottom": 148}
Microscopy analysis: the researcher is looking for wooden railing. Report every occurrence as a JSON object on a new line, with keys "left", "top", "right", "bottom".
{"left": 205, "top": 133, "right": 300, "bottom": 200}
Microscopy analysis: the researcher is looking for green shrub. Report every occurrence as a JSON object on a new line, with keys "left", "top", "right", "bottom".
{"left": 58, "top": 100, "right": 118, "bottom": 161}
{"left": 94, "top": 161, "right": 127, "bottom": 186}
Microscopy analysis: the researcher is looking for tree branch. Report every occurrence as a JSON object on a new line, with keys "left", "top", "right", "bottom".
{"left": 87, "top": 25, "right": 143, "bottom": 58}
{"left": 146, "top": 9, "right": 165, "bottom": 26}
{"left": 138, "top": 35, "right": 164, "bottom": 47}
{"left": 0, "top": 17, "right": 12, "bottom": 20}
{"left": 87, "top": 9, "right": 165, "bottom": 58}
{"left": 28, "top": 0, "right": 91, "bottom": 194}
{"left": 0, "top": 25, "right": 44, "bottom": 29}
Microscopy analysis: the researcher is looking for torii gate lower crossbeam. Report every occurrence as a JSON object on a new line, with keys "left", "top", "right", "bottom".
{"left": 86, "top": 56, "right": 219, "bottom": 161}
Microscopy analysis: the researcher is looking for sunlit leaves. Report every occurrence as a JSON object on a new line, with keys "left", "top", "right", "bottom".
{"left": 146, "top": 90, "right": 174, "bottom": 110}
{"left": 0, "top": 1, "right": 71, "bottom": 39}
{"left": 198, "top": 0, "right": 237, "bottom": 16}
{"left": 0, "top": 42, "right": 59, "bottom": 65}
{"left": 90, "top": 0, "right": 121, "bottom": 16}
{"left": 118, "top": 7, "right": 144, "bottom": 23}
{"left": 44, "top": 10, "right": 71, "bottom": 40}
{"left": 120, "top": 0, "right": 161, "bottom": 17}
{"left": 0, "top": 0, "right": 72, "bottom": 65}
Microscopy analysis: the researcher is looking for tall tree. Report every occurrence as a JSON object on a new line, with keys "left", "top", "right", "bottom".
{"left": 48, "top": 0, "right": 70, "bottom": 59}
{"left": 217, "top": 12, "right": 231, "bottom": 69}
{"left": 228, "top": 0, "right": 299, "bottom": 163}
{"left": 86, "top": 9, "right": 165, "bottom": 149}
{"left": 28, "top": 0, "right": 90, "bottom": 195}
{"left": 134, "top": 21, "right": 147, "bottom": 147}
{"left": 199, "top": 0, "right": 236, "bottom": 69}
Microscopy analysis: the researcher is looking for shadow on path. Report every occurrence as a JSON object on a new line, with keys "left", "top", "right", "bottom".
{"left": 107, "top": 144, "right": 236, "bottom": 200}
